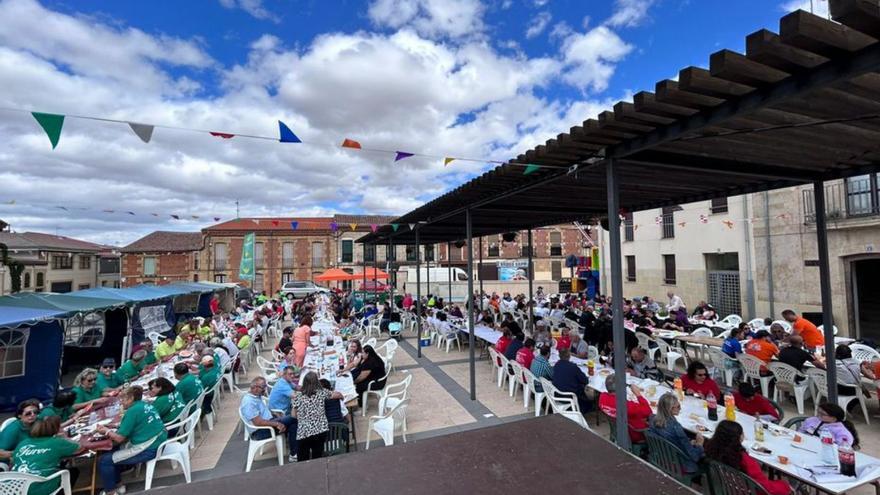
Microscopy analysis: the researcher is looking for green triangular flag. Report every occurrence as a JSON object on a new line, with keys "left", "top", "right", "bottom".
{"left": 391, "top": 223, "right": 400, "bottom": 232}
{"left": 523, "top": 164, "right": 540, "bottom": 175}
{"left": 32, "top": 112, "right": 65, "bottom": 149}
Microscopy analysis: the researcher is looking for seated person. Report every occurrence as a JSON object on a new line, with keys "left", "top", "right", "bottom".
{"left": 648, "top": 393, "right": 704, "bottom": 475}
{"left": 276, "top": 327, "right": 293, "bottom": 354}
{"left": 0, "top": 399, "right": 41, "bottom": 460}
{"left": 835, "top": 344, "right": 875, "bottom": 396}
{"left": 268, "top": 365, "right": 298, "bottom": 416}
{"left": 768, "top": 323, "right": 788, "bottom": 346}
{"left": 625, "top": 347, "right": 663, "bottom": 382}
{"left": 798, "top": 402, "right": 859, "bottom": 448}
{"left": 147, "top": 377, "right": 187, "bottom": 425}
{"left": 240, "top": 377, "right": 298, "bottom": 462}
{"left": 71, "top": 368, "right": 107, "bottom": 406}
{"left": 95, "top": 386, "right": 167, "bottom": 495}
{"left": 551, "top": 348, "right": 591, "bottom": 413}
{"left": 530, "top": 345, "right": 554, "bottom": 391}
{"left": 532, "top": 321, "right": 553, "bottom": 349}
{"left": 554, "top": 327, "right": 572, "bottom": 352}
{"left": 680, "top": 361, "right": 721, "bottom": 399}
{"left": 320, "top": 379, "right": 348, "bottom": 424}
{"left": 97, "top": 358, "right": 123, "bottom": 391}
{"left": 493, "top": 328, "right": 512, "bottom": 356}
{"left": 115, "top": 350, "right": 148, "bottom": 383}
{"left": 599, "top": 374, "right": 652, "bottom": 443}
{"left": 38, "top": 390, "right": 81, "bottom": 427}
{"left": 173, "top": 362, "right": 204, "bottom": 405}
{"left": 198, "top": 355, "right": 221, "bottom": 415}
{"left": 778, "top": 335, "right": 823, "bottom": 378}
{"left": 569, "top": 332, "right": 590, "bottom": 359}
{"left": 354, "top": 346, "right": 386, "bottom": 402}
{"left": 504, "top": 333, "right": 524, "bottom": 361}
{"left": 154, "top": 333, "right": 176, "bottom": 361}
{"left": 721, "top": 326, "right": 743, "bottom": 359}
{"left": 704, "top": 420, "right": 790, "bottom": 495}
{"left": 12, "top": 416, "right": 83, "bottom": 494}
{"left": 732, "top": 382, "right": 779, "bottom": 423}
{"left": 515, "top": 338, "right": 536, "bottom": 370}
{"left": 744, "top": 330, "right": 779, "bottom": 374}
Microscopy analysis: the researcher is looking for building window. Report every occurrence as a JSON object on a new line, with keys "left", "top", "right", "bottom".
{"left": 521, "top": 244, "right": 533, "bottom": 257}
{"left": 385, "top": 244, "right": 396, "bottom": 262}
{"left": 214, "top": 274, "right": 227, "bottom": 283}
{"left": 78, "top": 255, "right": 91, "bottom": 270}
{"left": 450, "top": 245, "right": 462, "bottom": 261}
{"left": 663, "top": 254, "right": 676, "bottom": 285}
{"left": 35, "top": 273, "right": 44, "bottom": 288}
{"left": 0, "top": 329, "right": 28, "bottom": 378}
{"left": 193, "top": 255, "right": 199, "bottom": 271}
{"left": 193, "top": 274, "right": 199, "bottom": 282}
{"left": 50, "top": 282, "right": 72, "bottom": 293}
{"left": 78, "top": 284, "right": 90, "bottom": 290}
{"left": 282, "top": 242, "right": 295, "bottom": 268}
{"left": 711, "top": 197, "right": 729, "bottom": 214}
{"left": 626, "top": 255, "right": 636, "bottom": 282}
{"left": 253, "top": 273, "right": 264, "bottom": 293}
{"left": 255, "top": 242, "right": 264, "bottom": 269}
{"left": 23, "top": 273, "right": 30, "bottom": 289}
{"left": 282, "top": 272, "right": 294, "bottom": 283}
{"left": 99, "top": 257, "right": 120, "bottom": 274}
{"left": 342, "top": 240, "right": 354, "bottom": 263}
{"left": 64, "top": 313, "right": 103, "bottom": 347}
{"left": 551, "top": 260, "right": 562, "bottom": 280}
{"left": 488, "top": 243, "right": 499, "bottom": 257}
{"left": 845, "top": 174, "right": 879, "bottom": 216}
{"left": 405, "top": 244, "right": 417, "bottom": 262}
{"left": 425, "top": 244, "right": 434, "bottom": 262}
{"left": 51, "top": 255, "right": 72, "bottom": 270}
{"left": 624, "top": 213, "right": 634, "bottom": 242}
{"left": 549, "top": 231, "right": 562, "bottom": 257}
{"left": 364, "top": 244, "right": 376, "bottom": 263}
{"left": 214, "top": 243, "right": 227, "bottom": 271}
{"left": 661, "top": 206, "right": 677, "bottom": 239}
{"left": 311, "top": 242, "right": 324, "bottom": 268}
{"left": 143, "top": 256, "right": 157, "bottom": 277}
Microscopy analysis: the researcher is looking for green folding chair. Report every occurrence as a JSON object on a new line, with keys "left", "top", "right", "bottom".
{"left": 324, "top": 422, "right": 351, "bottom": 457}
{"left": 644, "top": 431, "right": 703, "bottom": 486}
{"left": 605, "top": 413, "right": 647, "bottom": 458}
{"left": 707, "top": 461, "right": 770, "bottom": 495}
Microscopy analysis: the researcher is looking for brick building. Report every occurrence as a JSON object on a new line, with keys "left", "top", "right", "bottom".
{"left": 120, "top": 231, "right": 202, "bottom": 287}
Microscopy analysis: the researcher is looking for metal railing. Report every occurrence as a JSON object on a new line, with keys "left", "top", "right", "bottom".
{"left": 803, "top": 178, "right": 879, "bottom": 223}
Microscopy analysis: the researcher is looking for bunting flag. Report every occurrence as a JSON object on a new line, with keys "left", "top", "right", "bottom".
{"left": 722, "top": 220, "right": 735, "bottom": 229}
{"left": 151, "top": 213, "right": 159, "bottom": 217}
{"left": 290, "top": 221, "right": 299, "bottom": 230}
{"left": 408, "top": 223, "right": 415, "bottom": 231}
{"left": 699, "top": 214, "right": 709, "bottom": 224}
{"left": 391, "top": 223, "right": 400, "bottom": 232}
{"left": 54, "top": 206, "right": 67, "bottom": 211}
{"left": 126, "top": 211, "right": 135, "bottom": 215}
{"left": 271, "top": 220, "right": 279, "bottom": 226}
{"left": 191, "top": 215, "right": 200, "bottom": 220}
{"left": 654, "top": 216, "right": 663, "bottom": 225}
{"left": 394, "top": 151, "right": 414, "bottom": 161}
{"left": 370, "top": 224, "right": 378, "bottom": 233}
{"left": 128, "top": 123, "right": 154, "bottom": 143}
{"left": 523, "top": 164, "right": 540, "bottom": 175}
{"left": 210, "top": 132, "right": 235, "bottom": 139}
{"left": 329, "top": 221, "right": 339, "bottom": 232}
{"left": 278, "top": 121, "right": 301, "bottom": 143}
{"left": 170, "top": 214, "right": 180, "bottom": 220}
{"left": 32, "top": 112, "right": 64, "bottom": 149}
{"left": 102, "top": 209, "right": 114, "bottom": 213}
{"left": 444, "top": 157, "right": 455, "bottom": 166}
{"left": 214, "top": 217, "right": 221, "bottom": 221}
{"left": 252, "top": 219, "right": 260, "bottom": 225}
{"left": 342, "top": 138, "right": 361, "bottom": 149}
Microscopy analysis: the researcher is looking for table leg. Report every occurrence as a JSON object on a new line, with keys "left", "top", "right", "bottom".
{"left": 350, "top": 411, "right": 358, "bottom": 451}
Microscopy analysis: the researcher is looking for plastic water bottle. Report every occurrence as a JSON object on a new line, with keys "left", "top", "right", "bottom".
{"left": 820, "top": 430, "right": 837, "bottom": 464}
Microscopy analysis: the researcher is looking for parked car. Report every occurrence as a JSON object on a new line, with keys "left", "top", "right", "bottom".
{"left": 280, "top": 280, "right": 330, "bottom": 299}
{"left": 359, "top": 280, "right": 390, "bottom": 293}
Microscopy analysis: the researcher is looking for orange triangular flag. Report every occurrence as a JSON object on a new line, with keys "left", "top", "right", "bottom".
{"left": 349, "top": 223, "right": 358, "bottom": 231}
{"left": 342, "top": 138, "right": 361, "bottom": 149}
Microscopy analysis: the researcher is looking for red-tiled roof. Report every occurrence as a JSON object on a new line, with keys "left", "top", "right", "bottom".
{"left": 333, "top": 214, "right": 396, "bottom": 225}
{"left": 121, "top": 231, "right": 203, "bottom": 253}
{"left": 203, "top": 217, "right": 334, "bottom": 232}
{"left": 15, "top": 232, "right": 109, "bottom": 252}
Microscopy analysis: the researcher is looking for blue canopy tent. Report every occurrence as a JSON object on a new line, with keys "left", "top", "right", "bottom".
{"left": 168, "top": 282, "right": 230, "bottom": 318}
{"left": 0, "top": 306, "right": 66, "bottom": 411}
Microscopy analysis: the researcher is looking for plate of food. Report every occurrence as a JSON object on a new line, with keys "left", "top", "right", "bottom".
{"left": 598, "top": 369, "right": 612, "bottom": 376}
{"left": 178, "top": 350, "right": 193, "bottom": 359}
{"left": 750, "top": 443, "right": 772, "bottom": 456}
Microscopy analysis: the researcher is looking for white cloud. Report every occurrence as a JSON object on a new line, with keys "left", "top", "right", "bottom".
{"left": 605, "top": 0, "right": 657, "bottom": 28}
{"left": 525, "top": 11, "right": 552, "bottom": 39}
{"left": 218, "top": 0, "right": 279, "bottom": 22}
{"left": 533, "top": 0, "right": 549, "bottom": 6}
{"left": 560, "top": 26, "right": 633, "bottom": 93}
{"left": 367, "top": 0, "right": 486, "bottom": 40}
{"left": 780, "top": 0, "right": 829, "bottom": 17}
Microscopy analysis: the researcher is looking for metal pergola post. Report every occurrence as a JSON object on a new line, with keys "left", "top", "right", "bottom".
{"left": 426, "top": 252, "right": 431, "bottom": 305}
{"left": 415, "top": 227, "right": 422, "bottom": 358}
{"left": 466, "top": 208, "right": 476, "bottom": 400}
{"left": 478, "top": 237, "right": 484, "bottom": 311}
{"left": 389, "top": 240, "right": 395, "bottom": 313}
{"left": 607, "top": 158, "right": 630, "bottom": 450}
{"left": 374, "top": 242, "right": 379, "bottom": 309}
{"left": 814, "top": 181, "right": 838, "bottom": 404}
{"left": 447, "top": 242, "right": 452, "bottom": 303}
{"left": 528, "top": 228, "right": 534, "bottom": 332}
{"left": 362, "top": 244, "right": 367, "bottom": 303}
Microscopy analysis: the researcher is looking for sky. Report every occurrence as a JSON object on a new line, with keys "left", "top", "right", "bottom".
{"left": 0, "top": 0, "right": 831, "bottom": 246}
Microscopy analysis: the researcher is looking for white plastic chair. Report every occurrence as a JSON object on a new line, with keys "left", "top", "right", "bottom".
{"left": 706, "top": 347, "right": 736, "bottom": 388}
{"left": 376, "top": 339, "right": 399, "bottom": 361}
{"left": 587, "top": 345, "right": 599, "bottom": 360}
{"left": 635, "top": 333, "right": 659, "bottom": 362}
{"left": 817, "top": 324, "right": 839, "bottom": 336}
{"left": 496, "top": 353, "right": 511, "bottom": 389}
{"left": 488, "top": 347, "right": 505, "bottom": 386}
{"left": 521, "top": 367, "right": 548, "bottom": 416}
{"left": 508, "top": 361, "right": 525, "bottom": 399}
{"left": 850, "top": 343, "right": 880, "bottom": 363}
{"left": 436, "top": 325, "right": 461, "bottom": 353}
{"left": 720, "top": 314, "right": 742, "bottom": 327}
{"left": 147, "top": 331, "right": 163, "bottom": 346}
{"left": 361, "top": 367, "right": 392, "bottom": 416}
{"left": 202, "top": 381, "right": 223, "bottom": 431}
{"left": 685, "top": 327, "right": 713, "bottom": 361}
{"left": 364, "top": 337, "right": 378, "bottom": 349}
{"left": 238, "top": 408, "right": 284, "bottom": 472}
{"left": 144, "top": 409, "right": 200, "bottom": 490}
{"left": 747, "top": 318, "right": 765, "bottom": 331}
{"left": 0, "top": 470, "right": 71, "bottom": 495}
{"left": 807, "top": 368, "right": 870, "bottom": 424}
{"left": 772, "top": 320, "right": 792, "bottom": 334}
{"left": 377, "top": 374, "right": 412, "bottom": 415}
{"left": 655, "top": 339, "right": 687, "bottom": 371}
{"left": 365, "top": 398, "right": 409, "bottom": 449}
{"left": 738, "top": 353, "right": 773, "bottom": 398}
{"left": 768, "top": 362, "right": 811, "bottom": 415}
{"left": 541, "top": 377, "right": 590, "bottom": 430}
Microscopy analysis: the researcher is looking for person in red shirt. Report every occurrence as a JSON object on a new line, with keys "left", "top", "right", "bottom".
{"left": 704, "top": 420, "right": 791, "bottom": 495}
{"left": 494, "top": 328, "right": 512, "bottom": 355}
{"left": 555, "top": 327, "right": 572, "bottom": 353}
{"left": 516, "top": 338, "right": 536, "bottom": 370}
{"left": 209, "top": 293, "right": 221, "bottom": 315}
{"left": 598, "top": 374, "right": 653, "bottom": 443}
{"left": 783, "top": 309, "right": 825, "bottom": 350}
{"left": 680, "top": 361, "right": 721, "bottom": 399}
{"left": 732, "top": 382, "right": 779, "bottom": 422}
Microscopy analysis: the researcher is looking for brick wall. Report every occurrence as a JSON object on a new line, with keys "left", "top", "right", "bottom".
{"left": 121, "top": 252, "right": 197, "bottom": 286}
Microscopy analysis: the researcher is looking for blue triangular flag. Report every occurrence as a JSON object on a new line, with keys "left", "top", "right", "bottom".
{"left": 290, "top": 221, "right": 299, "bottom": 230}
{"left": 279, "top": 121, "right": 301, "bottom": 143}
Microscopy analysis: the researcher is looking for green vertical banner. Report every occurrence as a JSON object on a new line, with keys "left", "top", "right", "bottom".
{"left": 591, "top": 247, "right": 600, "bottom": 270}
{"left": 239, "top": 232, "right": 256, "bottom": 280}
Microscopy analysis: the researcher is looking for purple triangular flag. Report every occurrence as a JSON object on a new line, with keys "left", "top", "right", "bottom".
{"left": 394, "top": 151, "right": 414, "bottom": 162}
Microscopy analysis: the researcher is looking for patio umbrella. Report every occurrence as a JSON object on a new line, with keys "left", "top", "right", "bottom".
{"left": 352, "top": 267, "right": 389, "bottom": 280}
{"left": 314, "top": 268, "right": 355, "bottom": 281}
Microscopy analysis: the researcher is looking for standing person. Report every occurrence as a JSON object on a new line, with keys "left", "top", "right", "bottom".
{"left": 210, "top": 293, "right": 221, "bottom": 315}
{"left": 704, "top": 421, "right": 791, "bottom": 495}
{"left": 293, "top": 315, "right": 313, "bottom": 368}
{"left": 291, "top": 372, "right": 343, "bottom": 462}
{"left": 648, "top": 393, "right": 704, "bottom": 475}
{"left": 240, "top": 377, "right": 298, "bottom": 462}
{"left": 666, "top": 291, "right": 684, "bottom": 314}
{"left": 11, "top": 416, "right": 82, "bottom": 495}
{"left": 782, "top": 309, "right": 825, "bottom": 350}
{"left": 95, "top": 386, "right": 167, "bottom": 495}
{"left": 551, "top": 348, "right": 591, "bottom": 413}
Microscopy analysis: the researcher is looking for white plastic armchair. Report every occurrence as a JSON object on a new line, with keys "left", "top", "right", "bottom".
{"left": 361, "top": 367, "right": 392, "bottom": 416}
{"left": 720, "top": 314, "right": 742, "bottom": 327}
{"left": 737, "top": 354, "right": 773, "bottom": 397}
{"left": 655, "top": 339, "right": 688, "bottom": 371}
{"left": 521, "top": 367, "right": 548, "bottom": 416}
{"left": 377, "top": 374, "right": 412, "bottom": 415}
{"left": 0, "top": 470, "right": 71, "bottom": 495}
{"left": 144, "top": 409, "right": 200, "bottom": 490}
{"left": 364, "top": 337, "right": 378, "bottom": 349}
{"left": 365, "top": 398, "right": 410, "bottom": 449}
{"left": 238, "top": 408, "right": 284, "bottom": 472}
{"left": 807, "top": 367, "right": 870, "bottom": 424}
{"left": 850, "top": 343, "right": 880, "bottom": 363}
{"left": 771, "top": 320, "right": 792, "bottom": 333}
{"left": 768, "top": 362, "right": 811, "bottom": 415}
{"left": 747, "top": 318, "right": 765, "bottom": 331}
{"left": 147, "top": 331, "right": 163, "bottom": 346}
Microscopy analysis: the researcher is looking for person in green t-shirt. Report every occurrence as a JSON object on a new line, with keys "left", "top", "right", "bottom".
{"left": 198, "top": 355, "right": 221, "bottom": 415}
{"left": 37, "top": 391, "right": 81, "bottom": 427}
{"left": 173, "top": 362, "right": 204, "bottom": 405}
{"left": 96, "top": 386, "right": 167, "bottom": 495}
{"left": 96, "top": 358, "right": 122, "bottom": 392}
{"left": 0, "top": 399, "right": 41, "bottom": 460}
{"left": 12, "top": 415, "right": 82, "bottom": 495}
{"left": 138, "top": 340, "right": 157, "bottom": 367}
{"left": 115, "top": 350, "right": 147, "bottom": 383}
{"left": 147, "top": 377, "right": 187, "bottom": 426}
{"left": 71, "top": 368, "right": 105, "bottom": 406}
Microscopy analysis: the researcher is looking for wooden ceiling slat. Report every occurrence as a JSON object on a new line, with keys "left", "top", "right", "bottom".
{"left": 613, "top": 101, "right": 678, "bottom": 125}
{"left": 655, "top": 80, "right": 726, "bottom": 110}
{"left": 678, "top": 67, "right": 755, "bottom": 99}
{"left": 780, "top": 9, "right": 876, "bottom": 58}
{"left": 597, "top": 111, "right": 656, "bottom": 133}
{"left": 583, "top": 119, "right": 638, "bottom": 140}
{"left": 746, "top": 29, "right": 829, "bottom": 73}
{"left": 831, "top": 0, "right": 880, "bottom": 39}
{"left": 710, "top": 49, "right": 790, "bottom": 87}
{"left": 633, "top": 92, "right": 699, "bottom": 118}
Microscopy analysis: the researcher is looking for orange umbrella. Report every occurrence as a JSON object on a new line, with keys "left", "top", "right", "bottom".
{"left": 314, "top": 268, "right": 355, "bottom": 281}
{"left": 352, "top": 267, "right": 390, "bottom": 280}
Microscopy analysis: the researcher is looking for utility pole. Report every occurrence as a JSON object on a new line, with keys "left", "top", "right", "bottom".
{"left": 235, "top": 199, "right": 240, "bottom": 219}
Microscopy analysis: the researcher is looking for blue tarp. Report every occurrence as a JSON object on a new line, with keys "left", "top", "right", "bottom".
{"left": 68, "top": 287, "right": 168, "bottom": 302}
{"left": 0, "top": 306, "right": 65, "bottom": 329}
{"left": 0, "top": 293, "right": 128, "bottom": 317}
{"left": 0, "top": 320, "right": 63, "bottom": 410}
{"left": 130, "top": 284, "right": 200, "bottom": 298}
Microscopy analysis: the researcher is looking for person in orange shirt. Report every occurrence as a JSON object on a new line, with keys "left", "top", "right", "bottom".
{"left": 744, "top": 330, "right": 779, "bottom": 374}
{"left": 782, "top": 309, "right": 825, "bottom": 350}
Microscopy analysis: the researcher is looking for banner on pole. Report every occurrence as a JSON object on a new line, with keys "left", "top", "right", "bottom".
{"left": 239, "top": 232, "right": 256, "bottom": 280}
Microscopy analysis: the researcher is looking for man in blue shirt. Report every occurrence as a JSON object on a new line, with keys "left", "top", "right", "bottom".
{"left": 240, "top": 376, "right": 298, "bottom": 463}
{"left": 268, "top": 366, "right": 297, "bottom": 415}
{"left": 504, "top": 333, "right": 524, "bottom": 360}
{"left": 551, "top": 348, "right": 591, "bottom": 414}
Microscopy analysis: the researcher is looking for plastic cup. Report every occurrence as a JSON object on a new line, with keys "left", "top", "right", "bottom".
{"left": 778, "top": 455, "right": 789, "bottom": 465}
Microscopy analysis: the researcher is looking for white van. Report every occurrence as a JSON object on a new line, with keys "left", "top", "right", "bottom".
{"left": 405, "top": 266, "right": 469, "bottom": 283}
